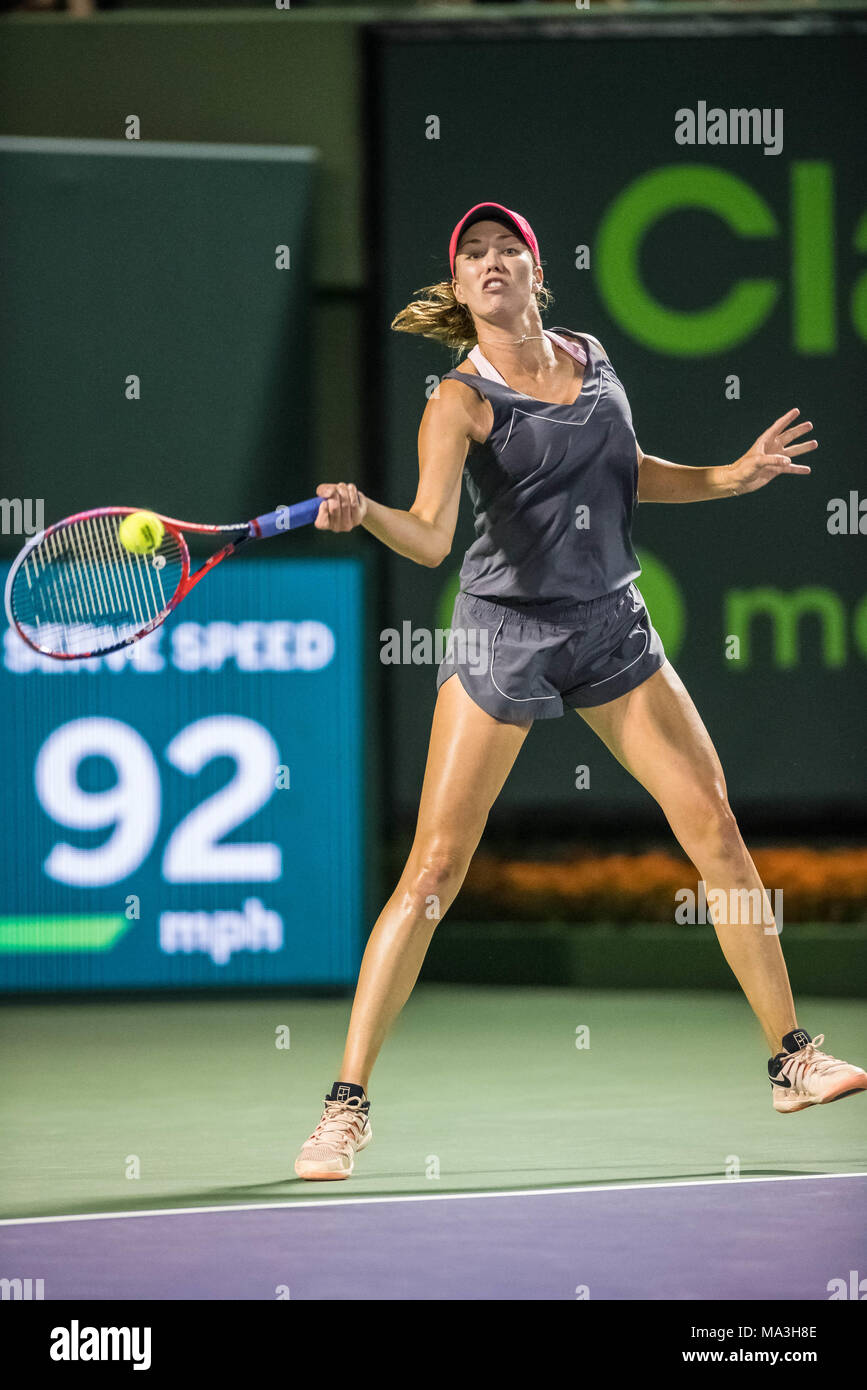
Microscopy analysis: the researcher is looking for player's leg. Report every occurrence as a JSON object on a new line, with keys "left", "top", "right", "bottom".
{"left": 576, "top": 661, "right": 796, "bottom": 1055}
{"left": 577, "top": 660, "right": 867, "bottom": 1108}
{"left": 295, "top": 673, "right": 530, "bottom": 1178}
{"left": 339, "top": 672, "right": 531, "bottom": 1088}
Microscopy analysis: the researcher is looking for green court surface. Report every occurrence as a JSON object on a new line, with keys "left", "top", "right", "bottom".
{"left": 2, "top": 986, "right": 865, "bottom": 1221}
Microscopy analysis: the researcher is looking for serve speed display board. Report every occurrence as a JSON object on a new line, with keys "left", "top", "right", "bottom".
{"left": 0, "top": 559, "right": 363, "bottom": 992}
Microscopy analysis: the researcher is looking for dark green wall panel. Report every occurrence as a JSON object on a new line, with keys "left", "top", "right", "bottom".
{"left": 0, "top": 12, "right": 362, "bottom": 288}
{"left": 0, "top": 137, "right": 316, "bottom": 537}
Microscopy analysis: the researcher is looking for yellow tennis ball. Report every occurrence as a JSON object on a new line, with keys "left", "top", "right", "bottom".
{"left": 118, "top": 511, "right": 164, "bottom": 554}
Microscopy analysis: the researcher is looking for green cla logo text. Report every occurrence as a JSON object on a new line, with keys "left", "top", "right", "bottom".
{"left": 597, "top": 163, "right": 867, "bottom": 355}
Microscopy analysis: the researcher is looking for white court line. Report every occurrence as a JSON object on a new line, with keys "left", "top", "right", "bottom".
{"left": 1, "top": 1171, "right": 864, "bottom": 1228}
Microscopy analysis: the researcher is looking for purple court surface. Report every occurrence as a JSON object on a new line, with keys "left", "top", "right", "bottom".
{"left": 1, "top": 1174, "right": 865, "bottom": 1300}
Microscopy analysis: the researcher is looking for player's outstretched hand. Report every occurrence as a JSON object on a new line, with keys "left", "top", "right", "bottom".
{"left": 728, "top": 408, "right": 816, "bottom": 496}
{"left": 314, "top": 483, "right": 368, "bottom": 531}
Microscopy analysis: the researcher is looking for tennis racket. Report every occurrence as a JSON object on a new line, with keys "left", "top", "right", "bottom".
{"left": 4, "top": 497, "right": 324, "bottom": 661}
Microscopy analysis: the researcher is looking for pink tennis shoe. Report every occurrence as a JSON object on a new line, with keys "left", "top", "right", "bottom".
{"left": 295, "top": 1084, "right": 372, "bottom": 1181}
{"left": 769, "top": 1029, "right": 867, "bottom": 1113}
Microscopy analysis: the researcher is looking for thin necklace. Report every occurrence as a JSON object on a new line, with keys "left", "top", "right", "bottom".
{"left": 476, "top": 333, "right": 546, "bottom": 347}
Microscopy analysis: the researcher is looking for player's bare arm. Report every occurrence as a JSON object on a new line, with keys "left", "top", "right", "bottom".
{"left": 636, "top": 408, "right": 817, "bottom": 503}
{"left": 314, "top": 376, "right": 477, "bottom": 568}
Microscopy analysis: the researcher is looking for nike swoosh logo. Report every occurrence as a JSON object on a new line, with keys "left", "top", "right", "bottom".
{"left": 769, "top": 1076, "right": 791, "bottom": 1088}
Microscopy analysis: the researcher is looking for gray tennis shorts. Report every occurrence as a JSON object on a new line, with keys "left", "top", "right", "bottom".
{"left": 436, "top": 583, "right": 666, "bottom": 723}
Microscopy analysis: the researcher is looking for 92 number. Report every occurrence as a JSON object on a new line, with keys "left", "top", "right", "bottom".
{"left": 34, "top": 716, "right": 282, "bottom": 886}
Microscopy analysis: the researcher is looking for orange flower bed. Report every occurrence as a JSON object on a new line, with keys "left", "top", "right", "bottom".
{"left": 459, "top": 847, "right": 867, "bottom": 923}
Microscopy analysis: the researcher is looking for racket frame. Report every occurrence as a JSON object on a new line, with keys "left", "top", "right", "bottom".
{"left": 4, "top": 500, "right": 320, "bottom": 661}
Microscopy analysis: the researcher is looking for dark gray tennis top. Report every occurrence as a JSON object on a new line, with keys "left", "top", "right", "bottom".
{"left": 441, "top": 327, "right": 641, "bottom": 604}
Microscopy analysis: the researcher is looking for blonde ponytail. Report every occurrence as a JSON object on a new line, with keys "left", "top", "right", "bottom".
{"left": 391, "top": 278, "right": 554, "bottom": 357}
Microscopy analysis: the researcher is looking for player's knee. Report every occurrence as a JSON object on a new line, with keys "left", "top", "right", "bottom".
{"left": 685, "top": 788, "right": 743, "bottom": 860}
{"left": 404, "top": 843, "right": 471, "bottom": 918}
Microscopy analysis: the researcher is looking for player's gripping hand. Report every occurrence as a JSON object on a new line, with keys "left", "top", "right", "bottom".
{"left": 314, "top": 483, "right": 368, "bottom": 532}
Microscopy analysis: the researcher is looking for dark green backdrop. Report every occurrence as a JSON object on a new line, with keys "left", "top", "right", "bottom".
{"left": 0, "top": 137, "right": 317, "bottom": 547}
{"left": 368, "top": 15, "right": 867, "bottom": 823}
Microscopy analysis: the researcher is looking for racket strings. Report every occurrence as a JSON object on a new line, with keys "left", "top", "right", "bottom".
{"left": 11, "top": 515, "right": 184, "bottom": 657}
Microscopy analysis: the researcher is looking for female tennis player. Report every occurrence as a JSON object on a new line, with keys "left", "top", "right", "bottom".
{"left": 295, "top": 201, "right": 866, "bottom": 1180}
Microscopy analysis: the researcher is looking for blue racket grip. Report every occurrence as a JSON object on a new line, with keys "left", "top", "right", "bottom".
{"left": 254, "top": 497, "right": 324, "bottom": 538}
